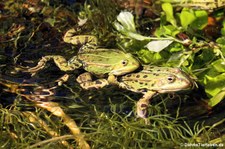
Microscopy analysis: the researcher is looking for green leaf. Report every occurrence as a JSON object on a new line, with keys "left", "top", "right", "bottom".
{"left": 191, "top": 10, "right": 208, "bottom": 29}
{"left": 204, "top": 73, "right": 225, "bottom": 97}
{"left": 180, "top": 9, "right": 196, "bottom": 29}
{"left": 211, "top": 59, "right": 225, "bottom": 73}
{"left": 221, "top": 28, "right": 225, "bottom": 35}
{"left": 163, "top": 25, "right": 179, "bottom": 36}
{"left": 222, "top": 19, "right": 225, "bottom": 35}
{"left": 162, "top": 3, "right": 177, "bottom": 27}
{"left": 154, "top": 25, "right": 180, "bottom": 37}
{"left": 145, "top": 40, "right": 173, "bottom": 52}
{"left": 114, "top": 11, "right": 151, "bottom": 40}
{"left": 208, "top": 88, "right": 225, "bottom": 107}
{"left": 137, "top": 49, "right": 164, "bottom": 63}
{"left": 153, "top": 52, "right": 163, "bottom": 61}
{"left": 116, "top": 11, "right": 136, "bottom": 32}
{"left": 216, "top": 37, "right": 225, "bottom": 45}
{"left": 191, "top": 48, "right": 214, "bottom": 70}
{"left": 168, "top": 43, "right": 184, "bottom": 52}
{"left": 137, "top": 49, "right": 154, "bottom": 63}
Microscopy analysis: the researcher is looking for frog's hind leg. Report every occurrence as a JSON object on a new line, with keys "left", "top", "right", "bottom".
{"left": 76, "top": 72, "right": 109, "bottom": 90}
{"left": 27, "top": 55, "right": 82, "bottom": 76}
{"left": 63, "top": 28, "right": 97, "bottom": 46}
{"left": 136, "top": 91, "right": 156, "bottom": 124}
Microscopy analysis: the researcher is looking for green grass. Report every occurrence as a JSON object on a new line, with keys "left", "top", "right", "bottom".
{"left": 1, "top": 0, "right": 225, "bottom": 148}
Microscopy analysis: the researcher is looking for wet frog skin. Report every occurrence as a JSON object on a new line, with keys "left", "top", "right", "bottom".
{"left": 77, "top": 65, "right": 195, "bottom": 123}
{"left": 119, "top": 65, "right": 194, "bottom": 93}
{"left": 118, "top": 65, "right": 194, "bottom": 121}
{"left": 25, "top": 28, "right": 140, "bottom": 87}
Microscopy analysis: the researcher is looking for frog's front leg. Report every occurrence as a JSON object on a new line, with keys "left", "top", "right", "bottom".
{"left": 76, "top": 72, "right": 109, "bottom": 90}
{"left": 28, "top": 55, "right": 82, "bottom": 76}
{"left": 107, "top": 75, "right": 120, "bottom": 85}
{"left": 136, "top": 91, "right": 157, "bottom": 124}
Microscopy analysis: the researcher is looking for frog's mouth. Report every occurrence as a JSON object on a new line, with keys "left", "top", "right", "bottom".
{"left": 157, "top": 78, "right": 196, "bottom": 93}
{"left": 111, "top": 63, "right": 140, "bottom": 76}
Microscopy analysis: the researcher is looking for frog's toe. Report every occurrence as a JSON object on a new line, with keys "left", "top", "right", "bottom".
{"left": 136, "top": 102, "right": 149, "bottom": 118}
{"left": 76, "top": 72, "right": 93, "bottom": 83}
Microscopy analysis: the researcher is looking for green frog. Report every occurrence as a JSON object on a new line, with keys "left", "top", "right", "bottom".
{"left": 77, "top": 65, "right": 195, "bottom": 123}
{"left": 118, "top": 65, "right": 195, "bottom": 121}
{"left": 25, "top": 29, "right": 140, "bottom": 88}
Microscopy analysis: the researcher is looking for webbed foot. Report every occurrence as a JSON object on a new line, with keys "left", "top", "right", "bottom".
{"left": 136, "top": 91, "right": 156, "bottom": 124}
{"left": 27, "top": 56, "right": 50, "bottom": 76}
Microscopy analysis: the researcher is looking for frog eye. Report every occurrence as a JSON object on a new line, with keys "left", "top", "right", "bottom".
{"left": 121, "top": 60, "right": 128, "bottom": 66}
{"left": 167, "top": 76, "right": 175, "bottom": 83}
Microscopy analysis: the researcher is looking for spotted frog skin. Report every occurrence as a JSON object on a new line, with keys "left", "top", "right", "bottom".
{"left": 77, "top": 65, "right": 195, "bottom": 123}
{"left": 26, "top": 29, "right": 140, "bottom": 87}
{"left": 118, "top": 65, "right": 194, "bottom": 121}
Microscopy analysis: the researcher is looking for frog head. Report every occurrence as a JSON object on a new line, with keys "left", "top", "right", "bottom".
{"left": 155, "top": 68, "right": 195, "bottom": 93}
{"left": 110, "top": 53, "right": 140, "bottom": 76}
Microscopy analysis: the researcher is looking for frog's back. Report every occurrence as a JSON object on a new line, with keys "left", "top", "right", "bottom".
{"left": 120, "top": 66, "right": 194, "bottom": 93}
{"left": 78, "top": 49, "right": 126, "bottom": 62}
{"left": 78, "top": 49, "right": 140, "bottom": 76}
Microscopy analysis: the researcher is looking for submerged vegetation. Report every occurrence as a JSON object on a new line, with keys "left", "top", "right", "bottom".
{"left": 1, "top": 0, "right": 225, "bottom": 148}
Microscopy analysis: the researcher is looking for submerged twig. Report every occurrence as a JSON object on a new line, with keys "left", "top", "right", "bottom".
{"left": 25, "top": 134, "right": 74, "bottom": 149}
{"left": 36, "top": 102, "right": 90, "bottom": 149}
{"left": 23, "top": 111, "right": 74, "bottom": 149}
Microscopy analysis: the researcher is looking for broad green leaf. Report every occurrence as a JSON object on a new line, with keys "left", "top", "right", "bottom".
{"left": 194, "top": 48, "right": 214, "bottom": 65}
{"left": 191, "top": 10, "right": 208, "bottom": 29}
{"left": 114, "top": 11, "right": 151, "bottom": 40}
{"left": 137, "top": 49, "right": 164, "bottom": 63}
{"left": 162, "top": 25, "right": 173, "bottom": 35}
{"left": 162, "top": 3, "right": 177, "bottom": 27}
{"left": 216, "top": 38, "right": 225, "bottom": 56}
{"left": 137, "top": 49, "right": 154, "bottom": 63}
{"left": 163, "top": 25, "right": 179, "bottom": 36}
{"left": 216, "top": 37, "right": 225, "bottom": 45}
{"left": 208, "top": 88, "right": 225, "bottom": 107}
{"left": 116, "top": 11, "right": 136, "bottom": 32}
{"left": 153, "top": 52, "right": 163, "bottom": 61}
{"left": 180, "top": 9, "right": 196, "bottom": 29}
{"left": 204, "top": 73, "right": 225, "bottom": 97}
{"left": 145, "top": 40, "right": 173, "bottom": 52}
{"left": 222, "top": 20, "right": 225, "bottom": 35}
{"left": 154, "top": 25, "right": 180, "bottom": 37}
{"left": 221, "top": 28, "right": 225, "bottom": 35}
{"left": 154, "top": 27, "right": 164, "bottom": 37}
{"left": 211, "top": 59, "right": 225, "bottom": 73}
{"left": 169, "top": 43, "right": 184, "bottom": 52}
